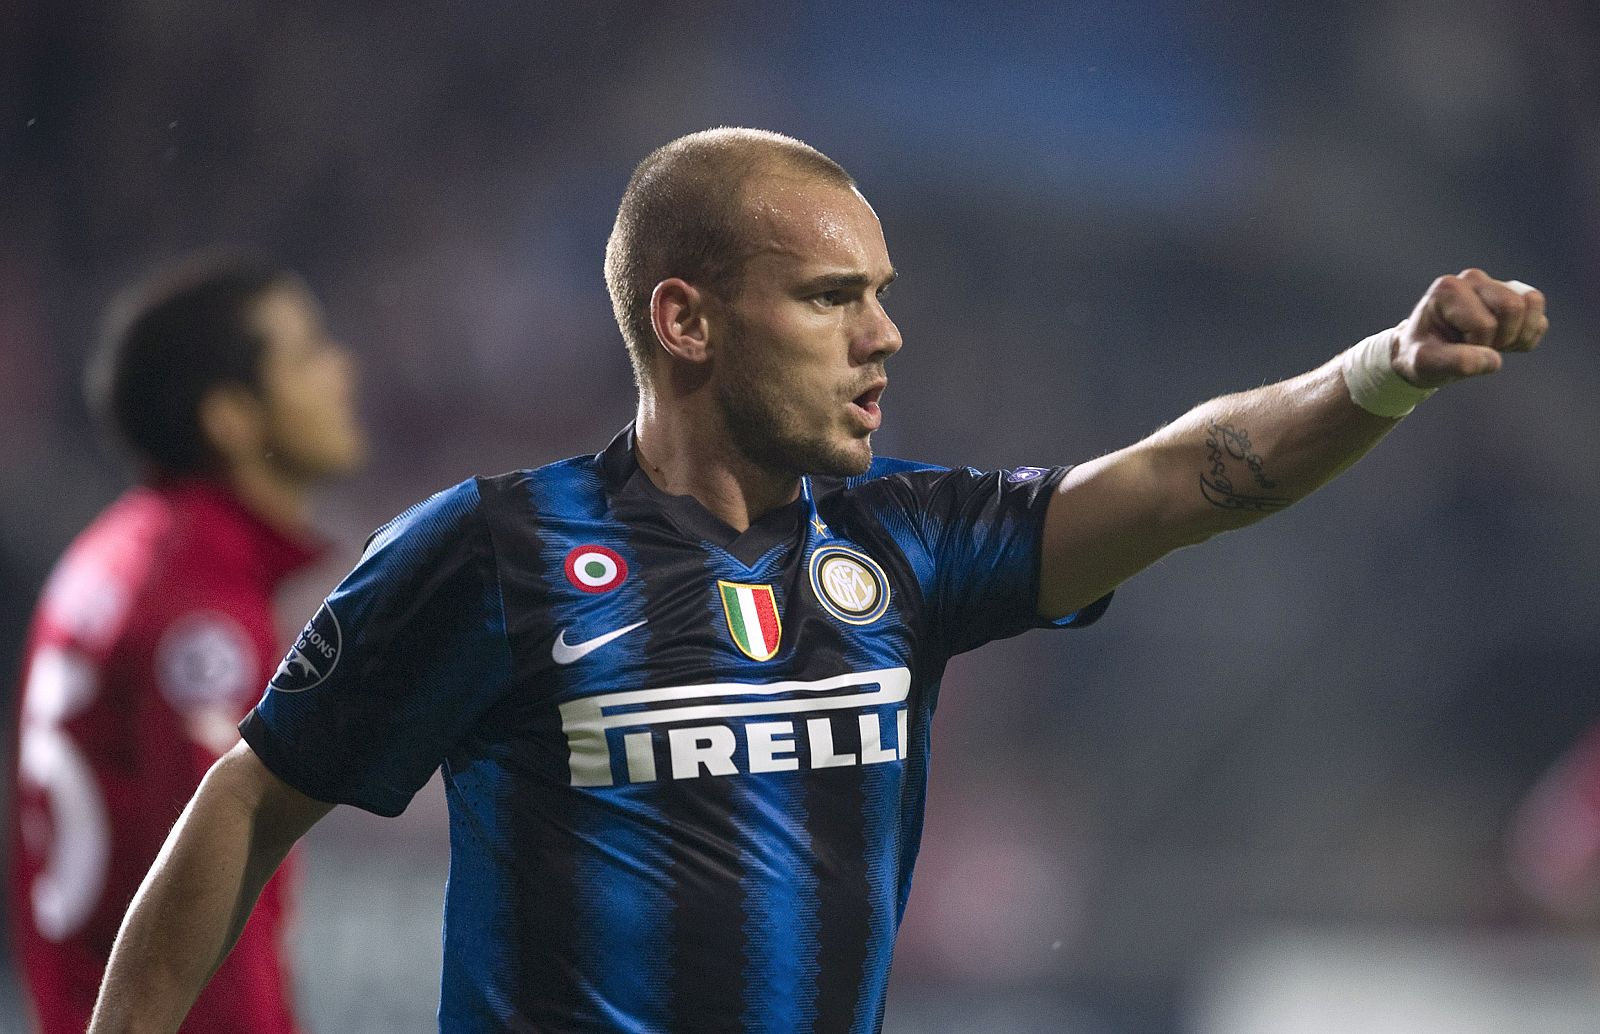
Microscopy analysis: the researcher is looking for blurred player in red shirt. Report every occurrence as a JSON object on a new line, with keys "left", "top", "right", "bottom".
{"left": 1511, "top": 725, "right": 1600, "bottom": 922}
{"left": 11, "top": 255, "right": 366, "bottom": 1033}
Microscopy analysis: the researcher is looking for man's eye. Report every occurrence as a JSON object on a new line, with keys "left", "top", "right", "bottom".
{"left": 814, "top": 291, "right": 843, "bottom": 307}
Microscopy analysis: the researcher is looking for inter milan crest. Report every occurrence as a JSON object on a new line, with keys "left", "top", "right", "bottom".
{"left": 565, "top": 545, "right": 627, "bottom": 593}
{"left": 717, "top": 581, "right": 782, "bottom": 661}
{"left": 809, "top": 544, "right": 891, "bottom": 625}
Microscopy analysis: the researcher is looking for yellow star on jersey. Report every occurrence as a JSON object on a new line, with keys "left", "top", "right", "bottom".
{"left": 809, "top": 515, "right": 830, "bottom": 538}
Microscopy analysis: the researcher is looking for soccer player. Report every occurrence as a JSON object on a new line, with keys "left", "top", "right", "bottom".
{"left": 14, "top": 255, "right": 365, "bottom": 1034}
{"left": 88, "top": 130, "right": 1546, "bottom": 1034}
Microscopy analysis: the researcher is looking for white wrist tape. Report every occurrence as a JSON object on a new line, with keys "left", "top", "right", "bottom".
{"left": 1340, "top": 327, "right": 1435, "bottom": 418}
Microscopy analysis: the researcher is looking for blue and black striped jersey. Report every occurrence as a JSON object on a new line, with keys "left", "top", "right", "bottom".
{"left": 242, "top": 425, "right": 1109, "bottom": 1033}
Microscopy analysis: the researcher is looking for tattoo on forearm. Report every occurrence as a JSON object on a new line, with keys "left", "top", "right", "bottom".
{"left": 1200, "top": 420, "right": 1292, "bottom": 512}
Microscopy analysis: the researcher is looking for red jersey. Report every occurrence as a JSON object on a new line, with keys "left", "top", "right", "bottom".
{"left": 11, "top": 480, "right": 322, "bottom": 1034}
{"left": 1512, "top": 724, "right": 1600, "bottom": 916}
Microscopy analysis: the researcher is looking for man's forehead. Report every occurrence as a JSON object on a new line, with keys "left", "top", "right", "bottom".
{"left": 739, "top": 174, "right": 888, "bottom": 269}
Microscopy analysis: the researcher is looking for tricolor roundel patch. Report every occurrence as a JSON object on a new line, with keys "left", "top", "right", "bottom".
{"left": 718, "top": 581, "right": 782, "bottom": 661}
{"left": 809, "top": 544, "right": 891, "bottom": 625}
{"left": 565, "top": 545, "right": 627, "bottom": 593}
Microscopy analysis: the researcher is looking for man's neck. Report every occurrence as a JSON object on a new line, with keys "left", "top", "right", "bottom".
{"left": 223, "top": 460, "right": 315, "bottom": 537}
{"left": 633, "top": 403, "right": 800, "bottom": 534}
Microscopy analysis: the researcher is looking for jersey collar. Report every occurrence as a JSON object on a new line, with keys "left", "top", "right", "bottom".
{"left": 599, "top": 424, "right": 807, "bottom": 569}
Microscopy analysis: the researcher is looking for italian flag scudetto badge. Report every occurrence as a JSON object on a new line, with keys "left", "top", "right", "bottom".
{"left": 718, "top": 581, "right": 782, "bottom": 661}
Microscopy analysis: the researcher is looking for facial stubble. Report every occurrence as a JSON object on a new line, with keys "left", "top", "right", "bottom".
{"left": 715, "top": 320, "right": 873, "bottom": 480}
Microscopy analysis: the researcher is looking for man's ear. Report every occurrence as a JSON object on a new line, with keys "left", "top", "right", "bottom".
{"left": 196, "top": 384, "right": 263, "bottom": 466}
{"left": 649, "top": 278, "right": 713, "bottom": 365}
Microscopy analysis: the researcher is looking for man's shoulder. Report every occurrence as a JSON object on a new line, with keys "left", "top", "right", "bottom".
{"left": 370, "top": 453, "right": 605, "bottom": 553}
{"left": 367, "top": 476, "right": 488, "bottom": 554}
{"left": 33, "top": 488, "right": 179, "bottom": 650}
{"left": 70, "top": 486, "right": 180, "bottom": 563}
{"left": 813, "top": 457, "right": 1066, "bottom": 531}
{"left": 803, "top": 458, "right": 953, "bottom": 542}
{"left": 29, "top": 483, "right": 266, "bottom": 661}
{"left": 473, "top": 452, "right": 612, "bottom": 523}
{"left": 854, "top": 456, "right": 951, "bottom": 482}
{"left": 830, "top": 457, "right": 1063, "bottom": 492}
{"left": 810, "top": 456, "right": 955, "bottom": 503}
{"left": 474, "top": 452, "right": 601, "bottom": 498}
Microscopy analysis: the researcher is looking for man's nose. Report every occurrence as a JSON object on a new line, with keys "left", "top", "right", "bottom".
{"left": 856, "top": 300, "right": 903, "bottom": 364}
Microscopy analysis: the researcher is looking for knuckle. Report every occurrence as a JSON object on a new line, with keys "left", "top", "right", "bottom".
{"left": 1495, "top": 290, "right": 1527, "bottom": 317}
{"left": 1457, "top": 267, "right": 1487, "bottom": 281}
{"left": 1456, "top": 312, "right": 1496, "bottom": 338}
{"left": 1430, "top": 277, "right": 1465, "bottom": 304}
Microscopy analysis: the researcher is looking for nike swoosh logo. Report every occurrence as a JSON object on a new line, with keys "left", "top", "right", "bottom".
{"left": 552, "top": 620, "right": 646, "bottom": 665}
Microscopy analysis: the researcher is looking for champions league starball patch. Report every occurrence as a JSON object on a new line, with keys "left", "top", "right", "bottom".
{"left": 157, "top": 611, "right": 254, "bottom": 708}
{"left": 270, "top": 602, "right": 341, "bottom": 693}
{"left": 808, "top": 545, "right": 891, "bottom": 625}
{"left": 565, "top": 545, "right": 627, "bottom": 593}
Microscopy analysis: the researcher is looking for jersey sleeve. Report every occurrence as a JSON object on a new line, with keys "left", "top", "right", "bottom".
{"left": 239, "top": 479, "right": 512, "bottom": 816}
{"left": 863, "top": 463, "right": 1111, "bottom": 657}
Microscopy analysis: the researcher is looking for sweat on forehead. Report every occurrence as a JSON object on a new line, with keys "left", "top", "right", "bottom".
{"left": 736, "top": 177, "right": 881, "bottom": 264}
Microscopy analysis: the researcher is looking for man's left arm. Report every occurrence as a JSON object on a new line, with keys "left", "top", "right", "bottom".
{"left": 1038, "top": 268, "right": 1548, "bottom": 619}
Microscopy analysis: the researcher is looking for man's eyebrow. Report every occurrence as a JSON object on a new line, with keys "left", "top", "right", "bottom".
{"left": 797, "top": 270, "right": 899, "bottom": 293}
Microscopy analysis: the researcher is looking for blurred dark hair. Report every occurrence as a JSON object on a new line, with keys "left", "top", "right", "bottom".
{"left": 85, "top": 253, "right": 296, "bottom": 479}
{"left": 604, "top": 127, "right": 855, "bottom": 393}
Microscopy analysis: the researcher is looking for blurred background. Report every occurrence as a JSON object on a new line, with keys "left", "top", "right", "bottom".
{"left": 3, "top": 1, "right": 1598, "bottom": 1031}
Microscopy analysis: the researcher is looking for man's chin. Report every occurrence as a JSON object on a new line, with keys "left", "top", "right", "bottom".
{"left": 726, "top": 406, "right": 873, "bottom": 479}
{"left": 271, "top": 441, "right": 367, "bottom": 485}
{"left": 803, "top": 436, "right": 873, "bottom": 478}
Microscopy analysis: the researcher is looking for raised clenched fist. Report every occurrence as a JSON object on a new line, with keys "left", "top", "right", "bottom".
{"left": 1393, "top": 268, "right": 1548, "bottom": 388}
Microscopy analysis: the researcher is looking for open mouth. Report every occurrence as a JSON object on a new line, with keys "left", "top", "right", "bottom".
{"left": 849, "top": 383, "right": 886, "bottom": 428}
